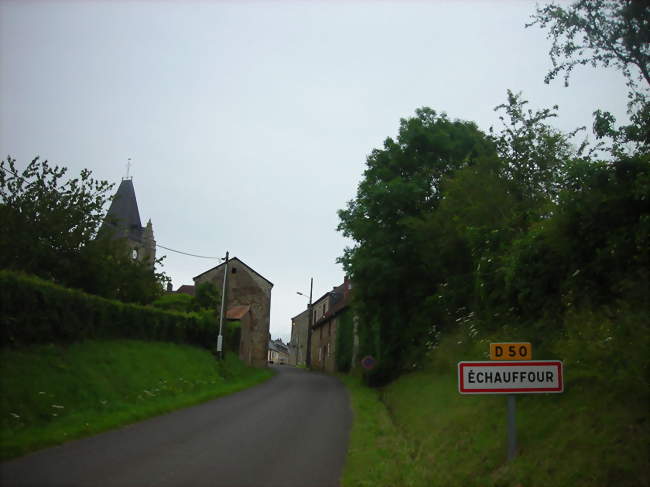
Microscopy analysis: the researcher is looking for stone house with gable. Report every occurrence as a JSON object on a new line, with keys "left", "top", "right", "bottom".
{"left": 268, "top": 338, "right": 289, "bottom": 365}
{"left": 193, "top": 257, "right": 272, "bottom": 368}
{"left": 289, "top": 309, "right": 309, "bottom": 366}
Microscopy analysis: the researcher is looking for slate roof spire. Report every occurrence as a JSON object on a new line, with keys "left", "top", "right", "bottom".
{"left": 102, "top": 179, "right": 143, "bottom": 242}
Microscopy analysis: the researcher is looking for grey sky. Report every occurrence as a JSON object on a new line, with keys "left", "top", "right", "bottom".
{"left": 0, "top": 0, "right": 630, "bottom": 343}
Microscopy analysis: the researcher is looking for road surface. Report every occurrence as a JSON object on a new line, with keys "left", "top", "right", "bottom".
{"left": 1, "top": 366, "right": 352, "bottom": 487}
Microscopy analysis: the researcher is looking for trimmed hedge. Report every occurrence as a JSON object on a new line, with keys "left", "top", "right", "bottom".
{"left": 0, "top": 271, "right": 235, "bottom": 349}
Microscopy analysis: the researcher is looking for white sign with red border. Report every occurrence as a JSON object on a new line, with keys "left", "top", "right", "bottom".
{"left": 458, "top": 361, "right": 563, "bottom": 394}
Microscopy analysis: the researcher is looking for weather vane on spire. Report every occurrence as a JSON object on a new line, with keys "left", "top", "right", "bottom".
{"left": 125, "top": 158, "right": 132, "bottom": 180}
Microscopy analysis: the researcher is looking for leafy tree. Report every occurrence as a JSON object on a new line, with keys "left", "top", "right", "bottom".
{"left": 528, "top": 0, "right": 650, "bottom": 152}
{"left": 0, "top": 156, "right": 166, "bottom": 304}
{"left": 529, "top": 0, "right": 649, "bottom": 91}
{"left": 0, "top": 156, "right": 113, "bottom": 281}
{"left": 338, "top": 109, "right": 496, "bottom": 384}
{"left": 195, "top": 281, "right": 221, "bottom": 311}
{"left": 490, "top": 90, "right": 590, "bottom": 211}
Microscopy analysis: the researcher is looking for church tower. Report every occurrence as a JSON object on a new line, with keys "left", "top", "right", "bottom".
{"left": 100, "top": 178, "right": 156, "bottom": 266}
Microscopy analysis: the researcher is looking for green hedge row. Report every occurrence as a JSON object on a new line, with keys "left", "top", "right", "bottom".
{"left": 0, "top": 271, "right": 236, "bottom": 349}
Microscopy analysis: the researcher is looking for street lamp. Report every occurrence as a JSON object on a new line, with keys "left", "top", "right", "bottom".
{"left": 217, "top": 251, "right": 229, "bottom": 360}
{"left": 296, "top": 277, "right": 313, "bottom": 368}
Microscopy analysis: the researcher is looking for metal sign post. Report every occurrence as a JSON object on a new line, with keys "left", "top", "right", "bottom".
{"left": 459, "top": 341, "right": 564, "bottom": 463}
{"left": 507, "top": 395, "right": 517, "bottom": 461}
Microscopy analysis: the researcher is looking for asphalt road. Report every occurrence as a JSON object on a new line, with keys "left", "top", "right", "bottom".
{"left": 0, "top": 366, "right": 352, "bottom": 487}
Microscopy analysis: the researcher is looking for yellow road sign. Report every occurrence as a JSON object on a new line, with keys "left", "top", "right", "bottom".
{"left": 490, "top": 342, "right": 532, "bottom": 361}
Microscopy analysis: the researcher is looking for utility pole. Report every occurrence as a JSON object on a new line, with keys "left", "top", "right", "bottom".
{"left": 217, "top": 251, "right": 229, "bottom": 360}
{"left": 305, "top": 277, "right": 313, "bottom": 369}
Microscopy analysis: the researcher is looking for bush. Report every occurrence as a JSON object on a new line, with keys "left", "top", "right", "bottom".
{"left": 0, "top": 271, "right": 219, "bottom": 349}
{"left": 151, "top": 293, "right": 197, "bottom": 313}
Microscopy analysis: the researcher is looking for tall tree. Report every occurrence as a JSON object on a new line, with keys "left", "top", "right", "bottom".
{"left": 528, "top": 0, "right": 650, "bottom": 152}
{"left": 0, "top": 156, "right": 113, "bottom": 281}
{"left": 338, "top": 109, "right": 496, "bottom": 384}
{"left": 0, "top": 156, "right": 166, "bottom": 304}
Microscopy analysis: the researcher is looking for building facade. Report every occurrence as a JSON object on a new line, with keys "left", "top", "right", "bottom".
{"left": 268, "top": 338, "right": 289, "bottom": 365}
{"left": 289, "top": 309, "right": 309, "bottom": 366}
{"left": 309, "top": 277, "right": 353, "bottom": 373}
{"left": 194, "top": 257, "right": 272, "bottom": 368}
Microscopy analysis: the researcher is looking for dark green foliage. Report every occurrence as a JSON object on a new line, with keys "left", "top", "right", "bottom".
{"left": 194, "top": 282, "right": 221, "bottom": 311}
{"left": 339, "top": 104, "right": 648, "bottom": 386}
{"left": 338, "top": 109, "right": 498, "bottom": 384}
{"left": 151, "top": 292, "right": 197, "bottom": 313}
{"left": 0, "top": 157, "right": 112, "bottom": 281}
{"left": 335, "top": 310, "right": 354, "bottom": 373}
{"left": 528, "top": 0, "right": 649, "bottom": 154}
{"left": 528, "top": 0, "right": 649, "bottom": 93}
{"left": 0, "top": 271, "right": 231, "bottom": 349}
{"left": 337, "top": 1, "right": 649, "bottom": 386}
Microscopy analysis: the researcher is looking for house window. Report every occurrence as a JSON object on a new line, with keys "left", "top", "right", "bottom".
{"left": 231, "top": 267, "right": 237, "bottom": 274}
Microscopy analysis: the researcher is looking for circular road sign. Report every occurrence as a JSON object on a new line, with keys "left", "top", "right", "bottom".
{"left": 361, "top": 355, "right": 376, "bottom": 370}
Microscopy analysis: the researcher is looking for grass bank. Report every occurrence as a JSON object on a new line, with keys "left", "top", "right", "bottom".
{"left": 342, "top": 308, "right": 649, "bottom": 487}
{"left": 0, "top": 340, "right": 274, "bottom": 460}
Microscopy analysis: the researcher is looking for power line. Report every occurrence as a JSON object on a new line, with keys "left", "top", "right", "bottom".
{"left": 156, "top": 244, "right": 222, "bottom": 260}
{"left": 3, "top": 163, "right": 222, "bottom": 262}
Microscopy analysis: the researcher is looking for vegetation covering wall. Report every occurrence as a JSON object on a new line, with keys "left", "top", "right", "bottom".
{"left": 0, "top": 271, "right": 237, "bottom": 349}
{"left": 335, "top": 310, "right": 354, "bottom": 373}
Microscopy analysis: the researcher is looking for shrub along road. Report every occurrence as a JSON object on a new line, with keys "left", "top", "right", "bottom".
{"left": 0, "top": 366, "right": 352, "bottom": 487}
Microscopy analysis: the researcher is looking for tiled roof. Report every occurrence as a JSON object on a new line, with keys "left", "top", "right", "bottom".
{"left": 268, "top": 339, "right": 289, "bottom": 354}
{"left": 193, "top": 257, "right": 273, "bottom": 287}
{"left": 101, "top": 179, "right": 144, "bottom": 242}
{"left": 176, "top": 285, "right": 195, "bottom": 296}
{"left": 227, "top": 305, "right": 251, "bottom": 320}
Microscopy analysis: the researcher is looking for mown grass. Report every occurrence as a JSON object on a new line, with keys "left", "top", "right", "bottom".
{"left": 342, "top": 308, "right": 649, "bottom": 487}
{"left": 0, "top": 340, "right": 274, "bottom": 460}
{"left": 343, "top": 370, "right": 648, "bottom": 487}
{"left": 338, "top": 373, "right": 417, "bottom": 487}
{"left": 384, "top": 371, "right": 648, "bottom": 487}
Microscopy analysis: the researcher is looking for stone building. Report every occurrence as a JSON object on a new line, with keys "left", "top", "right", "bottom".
{"left": 289, "top": 309, "right": 309, "bottom": 366}
{"left": 100, "top": 178, "right": 156, "bottom": 266}
{"left": 193, "top": 257, "right": 272, "bottom": 368}
{"left": 309, "top": 277, "right": 352, "bottom": 373}
{"left": 268, "top": 338, "right": 289, "bottom": 365}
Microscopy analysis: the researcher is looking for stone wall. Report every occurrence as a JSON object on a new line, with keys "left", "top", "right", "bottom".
{"left": 311, "top": 317, "right": 338, "bottom": 373}
{"left": 194, "top": 258, "right": 272, "bottom": 368}
{"left": 290, "top": 309, "right": 309, "bottom": 366}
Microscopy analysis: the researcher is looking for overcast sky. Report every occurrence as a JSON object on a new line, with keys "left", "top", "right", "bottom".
{"left": 0, "top": 0, "right": 630, "bottom": 343}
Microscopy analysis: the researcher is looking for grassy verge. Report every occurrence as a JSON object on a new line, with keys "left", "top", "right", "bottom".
{"left": 338, "top": 373, "right": 417, "bottom": 487}
{"left": 380, "top": 369, "right": 648, "bottom": 487}
{"left": 0, "top": 340, "right": 274, "bottom": 460}
{"left": 343, "top": 369, "right": 648, "bottom": 487}
{"left": 342, "top": 307, "right": 649, "bottom": 487}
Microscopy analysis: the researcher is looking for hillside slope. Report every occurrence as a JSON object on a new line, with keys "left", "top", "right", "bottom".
{"left": 342, "top": 306, "right": 649, "bottom": 487}
{"left": 0, "top": 340, "right": 273, "bottom": 459}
